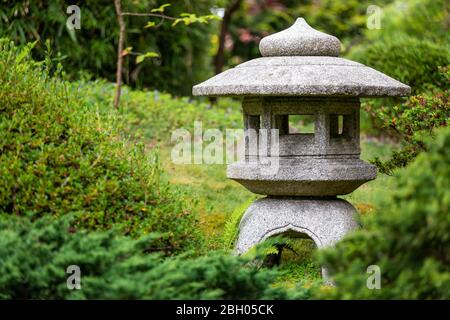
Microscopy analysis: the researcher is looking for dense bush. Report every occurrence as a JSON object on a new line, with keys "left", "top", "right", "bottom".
{"left": 317, "top": 127, "right": 450, "bottom": 299}
{"left": 0, "top": 215, "right": 292, "bottom": 299}
{"left": 368, "top": 76, "right": 449, "bottom": 174}
{"left": 363, "top": 0, "right": 449, "bottom": 43}
{"left": 0, "top": 1, "right": 218, "bottom": 95}
{"left": 0, "top": 39, "right": 199, "bottom": 251}
{"left": 349, "top": 36, "right": 449, "bottom": 93}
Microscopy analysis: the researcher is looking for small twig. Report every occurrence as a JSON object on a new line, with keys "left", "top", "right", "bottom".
{"left": 155, "top": 19, "right": 165, "bottom": 28}
{"left": 128, "top": 51, "right": 144, "bottom": 56}
{"left": 121, "top": 12, "right": 177, "bottom": 20}
{"left": 210, "top": 0, "right": 242, "bottom": 105}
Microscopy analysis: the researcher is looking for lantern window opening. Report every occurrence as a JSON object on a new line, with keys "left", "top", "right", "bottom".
{"left": 288, "top": 114, "right": 315, "bottom": 135}
{"left": 330, "top": 113, "right": 353, "bottom": 140}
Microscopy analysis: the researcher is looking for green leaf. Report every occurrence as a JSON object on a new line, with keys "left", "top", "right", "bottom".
{"left": 136, "top": 51, "right": 159, "bottom": 64}
{"left": 172, "top": 13, "right": 221, "bottom": 26}
{"left": 121, "top": 46, "right": 133, "bottom": 57}
{"left": 16, "top": 40, "right": 38, "bottom": 63}
{"left": 136, "top": 55, "right": 145, "bottom": 64}
{"left": 151, "top": 4, "right": 171, "bottom": 13}
{"left": 172, "top": 18, "right": 182, "bottom": 26}
{"left": 144, "top": 21, "right": 157, "bottom": 28}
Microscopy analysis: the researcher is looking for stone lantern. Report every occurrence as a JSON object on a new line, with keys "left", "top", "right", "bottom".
{"left": 193, "top": 18, "right": 410, "bottom": 271}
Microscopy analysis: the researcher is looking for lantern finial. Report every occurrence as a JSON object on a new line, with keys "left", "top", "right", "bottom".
{"left": 259, "top": 18, "right": 342, "bottom": 57}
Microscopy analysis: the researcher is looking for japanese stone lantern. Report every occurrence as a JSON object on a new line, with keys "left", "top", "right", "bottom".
{"left": 193, "top": 18, "right": 410, "bottom": 269}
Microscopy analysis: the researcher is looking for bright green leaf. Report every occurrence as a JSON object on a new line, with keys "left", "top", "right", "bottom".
{"left": 136, "top": 55, "right": 145, "bottom": 64}
{"left": 136, "top": 51, "right": 159, "bottom": 64}
{"left": 151, "top": 4, "right": 171, "bottom": 13}
{"left": 144, "top": 21, "right": 156, "bottom": 28}
{"left": 121, "top": 47, "right": 133, "bottom": 57}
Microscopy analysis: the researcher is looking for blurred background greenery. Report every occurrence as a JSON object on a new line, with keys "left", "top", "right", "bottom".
{"left": 2, "top": 0, "right": 447, "bottom": 96}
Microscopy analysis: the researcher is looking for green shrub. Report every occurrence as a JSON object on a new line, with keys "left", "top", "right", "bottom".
{"left": 349, "top": 36, "right": 449, "bottom": 93}
{"left": 0, "top": 215, "right": 291, "bottom": 299}
{"left": 364, "top": 0, "right": 449, "bottom": 44}
{"left": 347, "top": 0, "right": 449, "bottom": 140}
{"left": 364, "top": 66, "right": 449, "bottom": 174}
{"left": 0, "top": 39, "right": 199, "bottom": 252}
{"left": 317, "top": 127, "right": 450, "bottom": 299}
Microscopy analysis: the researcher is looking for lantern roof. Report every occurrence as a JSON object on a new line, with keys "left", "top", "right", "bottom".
{"left": 193, "top": 18, "right": 411, "bottom": 97}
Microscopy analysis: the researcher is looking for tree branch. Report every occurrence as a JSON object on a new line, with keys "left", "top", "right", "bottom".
{"left": 210, "top": 0, "right": 242, "bottom": 104}
{"left": 114, "top": 0, "right": 126, "bottom": 109}
{"left": 121, "top": 12, "right": 177, "bottom": 20}
{"left": 214, "top": 0, "right": 242, "bottom": 75}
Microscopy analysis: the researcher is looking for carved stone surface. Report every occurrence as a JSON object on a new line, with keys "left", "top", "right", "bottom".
{"left": 227, "top": 158, "right": 376, "bottom": 196}
{"left": 192, "top": 56, "right": 411, "bottom": 97}
{"left": 259, "top": 18, "right": 342, "bottom": 57}
{"left": 235, "top": 197, "right": 359, "bottom": 254}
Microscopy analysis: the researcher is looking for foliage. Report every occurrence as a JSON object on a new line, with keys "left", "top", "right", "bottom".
{"left": 0, "top": 39, "right": 200, "bottom": 252}
{"left": 172, "top": 13, "right": 220, "bottom": 27}
{"left": 347, "top": 0, "right": 449, "bottom": 94}
{"left": 0, "top": 215, "right": 291, "bottom": 299}
{"left": 116, "top": 89, "right": 251, "bottom": 249}
{"left": 225, "top": 0, "right": 395, "bottom": 66}
{"left": 237, "top": 236, "right": 320, "bottom": 292}
{"left": 221, "top": 197, "right": 255, "bottom": 250}
{"left": 72, "top": 76, "right": 250, "bottom": 251}
{"left": 246, "top": 236, "right": 300, "bottom": 268}
{"left": 122, "top": 2, "right": 220, "bottom": 85}
{"left": 349, "top": 37, "right": 449, "bottom": 94}
{"left": 363, "top": 0, "right": 450, "bottom": 43}
{"left": 317, "top": 127, "right": 450, "bottom": 299}
{"left": 0, "top": 1, "right": 219, "bottom": 95}
{"left": 294, "top": 0, "right": 393, "bottom": 46}
{"left": 2, "top": 0, "right": 449, "bottom": 300}
{"left": 346, "top": 0, "right": 449, "bottom": 173}
{"left": 276, "top": 239, "right": 321, "bottom": 286}
{"left": 118, "top": 93, "right": 242, "bottom": 144}
{"left": 367, "top": 67, "right": 449, "bottom": 174}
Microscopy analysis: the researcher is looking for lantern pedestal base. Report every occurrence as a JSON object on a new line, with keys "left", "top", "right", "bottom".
{"left": 235, "top": 197, "right": 359, "bottom": 278}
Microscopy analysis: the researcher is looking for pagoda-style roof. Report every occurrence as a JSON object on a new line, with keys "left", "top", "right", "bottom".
{"left": 193, "top": 18, "right": 411, "bottom": 97}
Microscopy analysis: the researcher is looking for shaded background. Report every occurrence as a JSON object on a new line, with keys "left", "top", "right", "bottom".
{"left": 2, "top": 0, "right": 447, "bottom": 96}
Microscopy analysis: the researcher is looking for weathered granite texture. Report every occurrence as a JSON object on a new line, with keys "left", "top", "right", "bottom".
{"left": 259, "top": 18, "right": 341, "bottom": 57}
{"left": 235, "top": 197, "right": 359, "bottom": 254}
{"left": 192, "top": 56, "right": 411, "bottom": 97}
{"left": 227, "top": 158, "right": 376, "bottom": 196}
